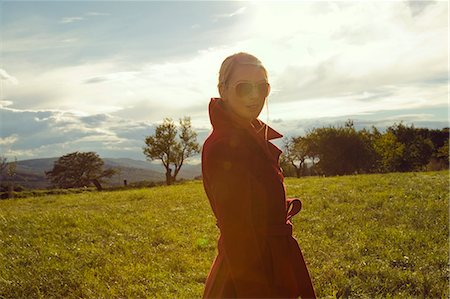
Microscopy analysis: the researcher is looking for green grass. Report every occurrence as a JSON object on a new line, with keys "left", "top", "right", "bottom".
{"left": 0, "top": 171, "right": 448, "bottom": 298}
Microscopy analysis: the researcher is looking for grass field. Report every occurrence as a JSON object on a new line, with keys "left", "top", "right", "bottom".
{"left": 0, "top": 171, "right": 448, "bottom": 298}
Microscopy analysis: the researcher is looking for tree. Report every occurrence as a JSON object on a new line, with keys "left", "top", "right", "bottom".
{"left": 305, "top": 121, "right": 378, "bottom": 176}
{"left": 436, "top": 139, "right": 449, "bottom": 164}
{"left": 387, "top": 123, "right": 434, "bottom": 171}
{"left": 283, "top": 136, "right": 309, "bottom": 177}
{"left": 46, "top": 152, "right": 116, "bottom": 190}
{"left": 279, "top": 153, "right": 296, "bottom": 177}
{"left": 0, "top": 155, "right": 7, "bottom": 176}
{"left": 373, "top": 131, "right": 405, "bottom": 173}
{"left": 0, "top": 156, "right": 17, "bottom": 198}
{"left": 143, "top": 117, "right": 200, "bottom": 185}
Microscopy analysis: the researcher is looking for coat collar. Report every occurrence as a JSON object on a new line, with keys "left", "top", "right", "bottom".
{"left": 208, "top": 97, "right": 283, "bottom": 141}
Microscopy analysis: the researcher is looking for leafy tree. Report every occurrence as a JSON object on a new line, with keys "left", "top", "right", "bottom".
{"left": 46, "top": 152, "right": 116, "bottom": 190}
{"left": 0, "top": 155, "right": 7, "bottom": 176}
{"left": 415, "top": 127, "right": 448, "bottom": 151}
{"left": 436, "top": 139, "right": 449, "bottom": 162}
{"left": 305, "top": 121, "right": 378, "bottom": 176}
{"left": 373, "top": 131, "right": 405, "bottom": 173}
{"left": 279, "top": 153, "right": 296, "bottom": 177}
{"left": 284, "top": 122, "right": 444, "bottom": 176}
{"left": 283, "top": 136, "right": 309, "bottom": 177}
{"left": 0, "top": 156, "right": 17, "bottom": 198}
{"left": 303, "top": 133, "right": 320, "bottom": 175}
{"left": 6, "top": 157, "right": 17, "bottom": 179}
{"left": 387, "top": 123, "right": 434, "bottom": 171}
{"left": 427, "top": 139, "right": 449, "bottom": 170}
{"left": 143, "top": 117, "right": 200, "bottom": 185}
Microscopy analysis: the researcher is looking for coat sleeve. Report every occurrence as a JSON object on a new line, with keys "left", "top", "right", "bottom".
{"left": 203, "top": 138, "right": 273, "bottom": 297}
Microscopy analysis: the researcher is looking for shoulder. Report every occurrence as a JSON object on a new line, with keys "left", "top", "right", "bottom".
{"left": 203, "top": 129, "right": 250, "bottom": 161}
{"left": 203, "top": 130, "right": 247, "bottom": 153}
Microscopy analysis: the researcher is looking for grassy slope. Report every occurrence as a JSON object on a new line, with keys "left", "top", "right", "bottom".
{"left": 0, "top": 171, "right": 448, "bottom": 298}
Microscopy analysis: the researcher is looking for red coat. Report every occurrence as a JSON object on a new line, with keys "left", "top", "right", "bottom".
{"left": 202, "top": 98, "right": 316, "bottom": 298}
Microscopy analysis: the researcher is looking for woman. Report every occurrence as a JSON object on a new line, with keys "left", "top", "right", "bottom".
{"left": 202, "top": 52, "right": 316, "bottom": 299}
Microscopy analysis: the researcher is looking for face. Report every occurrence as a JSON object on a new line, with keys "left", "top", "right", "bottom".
{"left": 221, "top": 65, "right": 269, "bottom": 121}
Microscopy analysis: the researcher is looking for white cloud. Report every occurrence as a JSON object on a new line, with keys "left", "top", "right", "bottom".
{"left": 0, "top": 100, "right": 13, "bottom": 108}
{"left": 84, "top": 71, "right": 140, "bottom": 84}
{"left": 0, "top": 69, "right": 18, "bottom": 85}
{"left": 60, "top": 11, "right": 110, "bottom": 24}
{"left": 60, "top": 16, "right": 84, "bottom": 24}
{"left": 4, "top": 47, "right": 239, "bottom": 123}
{"left": 406, "top": 0, "right": 436, "bottom": 17}
{"left": 85, "top": 12, "right": 110, "bottom": 16}
{"left": 213, "top": 6, "right": 246, "bottom": 22}
{"left": 4, "top": 33, "right": 83, "bottom": 53}
{"left": 60, "top": 38, "right": 78, "bottom": 43}
{"left": 268, "top": 82, "right": 447, "bottom": 122}
{"left": 0, "top": 134, "right": 18, "bottom": 146}
{"left": 223, "top": 1, "right": 447, "bottom": 118}
{"left": 0, "top": 106, "right": 157, "bottom": 160}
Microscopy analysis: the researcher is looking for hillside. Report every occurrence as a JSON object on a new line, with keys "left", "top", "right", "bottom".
{"left": 2, "top": 157, "right": 201, "bottom": 189}
{"left": 0, "top": 171, "right": 448, "bottom": 298}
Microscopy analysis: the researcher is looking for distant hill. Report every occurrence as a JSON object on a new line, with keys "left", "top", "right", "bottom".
{"left": 1, "top": 157, "right": 201, "bottom": 189}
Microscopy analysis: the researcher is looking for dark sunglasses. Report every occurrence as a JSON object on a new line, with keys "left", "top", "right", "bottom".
{"left": 232, "top": 81, "right": 270, "bottom": 98}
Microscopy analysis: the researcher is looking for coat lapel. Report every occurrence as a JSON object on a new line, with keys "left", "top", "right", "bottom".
{"left": 208, "top": 98, "right": 283, "bottom": 164}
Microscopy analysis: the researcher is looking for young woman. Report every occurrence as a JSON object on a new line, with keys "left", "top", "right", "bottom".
{"left": 202, "top": 52, "right": 316, "bottom": 299}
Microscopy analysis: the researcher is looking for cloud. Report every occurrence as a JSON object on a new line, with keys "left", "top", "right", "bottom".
{"left": 0, "top": 106, "right": 159, "bottom": 160}
{"left": 0, "top": 103, "right": 212, "bottom": 161}
{"left": 268, "top": 81, "right": 447, "bottom": 123}
{"left": 213, "top": 6, "right": 246, "bottom": 22}
{"left": 406, "top": 0, "right": 436, "bottom": 17}
{"left": 60, "top": 11, "right": 110, "bottom": 24}
{"left": 0, "top": 69, "right": 18, "bottom": 85}
{"left": 60, "top": 17, "right": 84, "bottom": 24}
{"left": 0, "top": 100, "right": 13, "bottom": 108}
{"left": 2, "top": 48, "right": 231, "bottom": 120}
{"left": 235, "top": 1, "right": 446, "bottom": 99}
{"left": 254, "top": 2, "right": 448, "bottom": 119}
{"left": 83, "top": 71, "right": 139, "bottom": 84}
{"left": 85, "top": 12, "right": 110, "bottom": 16}
{"left": 60, "top": 38, "right": 78, "bottom": 43}
{"left": 0, "top": 134, "right": 18, "bottom": 146}
{"left": 79, "top": 114, "right": 111, "bottom": 127}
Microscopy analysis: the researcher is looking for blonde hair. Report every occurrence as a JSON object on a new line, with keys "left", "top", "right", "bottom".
{"left": 218, "top": 52, "right": 268, "bottom": 91}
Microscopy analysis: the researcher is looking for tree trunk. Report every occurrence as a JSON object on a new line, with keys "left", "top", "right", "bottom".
{"left": 295, "top": 167, "right": 301, "bottom": 178}
{"left": 8, "top": 184, "right": 14, "bottom": 199}
{"left": 165, "top": 168, "right": 173, "bottom": 185}
{"left": 172, "top": 164, "right": 183, "bottom": 185}
{"left": 92, "top": 179, "right": 103, "bottom": 191}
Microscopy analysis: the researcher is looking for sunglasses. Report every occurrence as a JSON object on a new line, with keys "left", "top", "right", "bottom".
{"left": 231, "top": 81, "right": 270, "bottom": 98}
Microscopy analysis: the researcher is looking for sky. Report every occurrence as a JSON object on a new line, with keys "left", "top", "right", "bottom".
{"left": 0, "top": 1, "right": 448, "bottom": 161}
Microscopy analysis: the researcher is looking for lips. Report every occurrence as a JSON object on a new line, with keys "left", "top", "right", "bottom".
{"left": 246, "top": 104, "right": 259, "bottom": 110}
